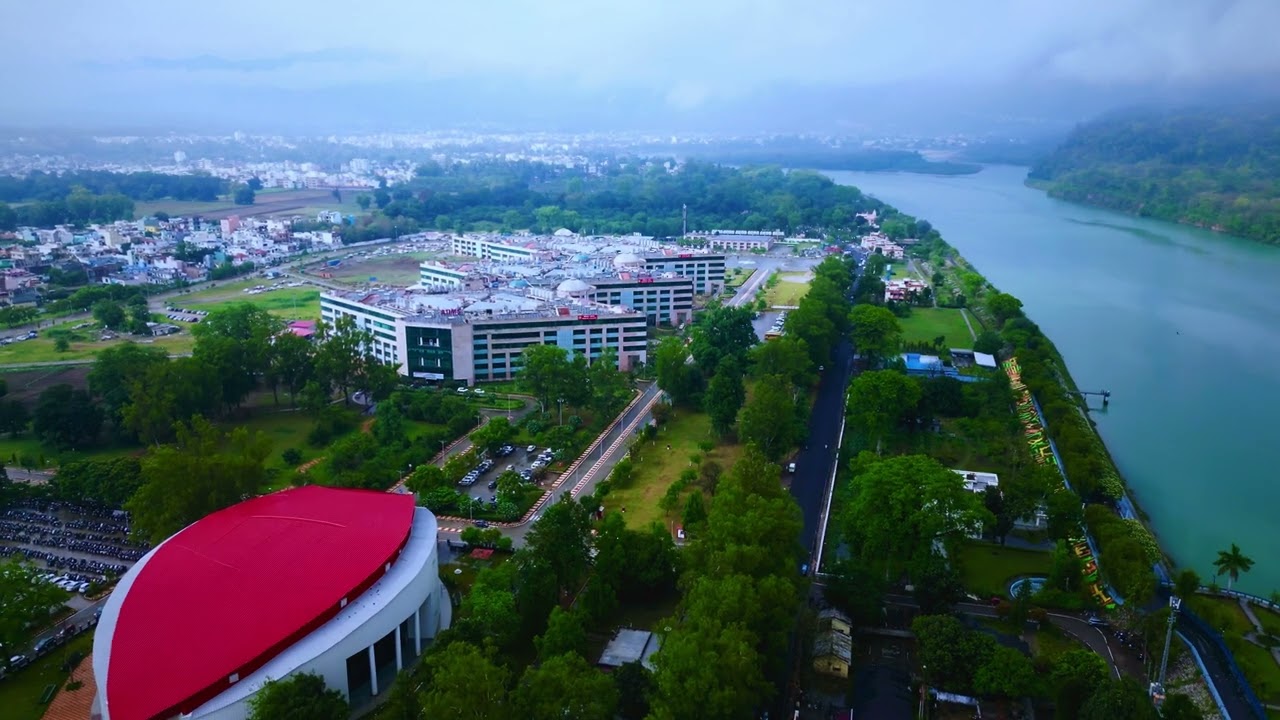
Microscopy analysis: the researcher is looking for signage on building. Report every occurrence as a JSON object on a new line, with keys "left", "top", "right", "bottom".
{"left": 636, "top": 277, "right": 654, "bottom": 284}
{"left": 577, "top": 314, "right": 598, "bottom": 321}
{"left": 414, "top": 372, "right": 445, "bottom": 380}
{"left": 678, "top": 253, "right": 693, "bottom": 258}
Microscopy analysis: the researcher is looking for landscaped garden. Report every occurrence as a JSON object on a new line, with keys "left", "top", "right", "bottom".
{"left": 956, "top": 541, "right": 1053, "bottom": 599}
{"left": 895, "top": 307, "right": 975, "bottom": 348}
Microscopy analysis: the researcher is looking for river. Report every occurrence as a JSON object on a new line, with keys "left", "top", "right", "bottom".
{"left": 825, "top": 165, "right": 1280, "bottom": 596}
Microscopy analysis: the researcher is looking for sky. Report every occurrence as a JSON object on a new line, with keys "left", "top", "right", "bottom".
{"left": 3, "top": 0, "right": 1279, "bottom": 133}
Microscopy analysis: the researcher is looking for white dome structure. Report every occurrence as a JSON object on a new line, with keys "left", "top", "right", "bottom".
{"left": 553, "top": 228, "right": 575, "bottom": 237}
{"left": 556, "top": 278, "right": 594, "bottom": 297}
{"left": 612, "top": 252, "right": 644, "bottom": 269}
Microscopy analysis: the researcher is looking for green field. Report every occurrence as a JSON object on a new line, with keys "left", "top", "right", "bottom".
{"left": 0, "top": 633, "right": 93, "bottom": 720}
{"left": 0, "top": 325, "right": 194, "bottom": 365}
{"left": 606, "top": 410, "right": 743, "bottom": 530}
{"left": 184, "top": 287, "right": 320, "bottom": 321}
{"left": 1258, "top": 606, "right": 1280, "bottom": 638}
{"left": 764, "top": 272, "right": 812, "bottom": 307}
{"left": 134, "top": 199, "right": 236, "bottom": 218}
{"left": 956, "top": 541, "right": 1053, "bottom": 598}
{"left": 897, "top": 307, "right": 975, "bottom": 347}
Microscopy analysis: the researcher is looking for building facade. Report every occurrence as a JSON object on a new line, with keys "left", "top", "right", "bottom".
{"left": 642, "top": 252, "right": 725, "bottom": 294}
{"left": 450, "top": 236, "right": 542, "bottom": 263}
{"left": 588, "top": 275, "right": 694, "bottom": 326}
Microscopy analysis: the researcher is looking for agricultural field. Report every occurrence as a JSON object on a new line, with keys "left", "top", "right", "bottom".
{"left": 897, "top": 307, "right": 975, "bottom": 348}
{"left": 135, "top": 190, "right": 368, "bottom": 221}
{"left": 764, "top": 271, "right": 812, "bottom": 307}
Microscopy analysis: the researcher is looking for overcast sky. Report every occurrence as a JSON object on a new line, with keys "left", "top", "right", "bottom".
{"left": 3, "top": 0, "right": 1278, "bottom": 131}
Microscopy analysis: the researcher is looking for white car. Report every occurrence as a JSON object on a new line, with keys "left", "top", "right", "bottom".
{"left": 473, "top": 388, "right": 486, "bottom": 396}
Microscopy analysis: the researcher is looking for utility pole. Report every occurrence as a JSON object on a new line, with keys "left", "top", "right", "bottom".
{"left": 1150, "top": 595, "right": 1182, "bottom": 709}
{"left": 682, "top": 204, "right": 687, "bottom": 238}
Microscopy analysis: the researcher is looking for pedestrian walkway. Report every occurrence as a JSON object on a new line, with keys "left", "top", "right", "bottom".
{"left": 39, "top": 656, "right": 97, "bottom": 720}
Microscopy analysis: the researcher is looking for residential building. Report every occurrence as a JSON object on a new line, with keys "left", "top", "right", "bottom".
{"left": 690, "top": 230, "right": 780, "bottom": 252}
{"left": 860, "top": 234, "right": 904, "bottom": 259}
{"left": 953, "top": 469, "right": 1048, "bottom": 531}
{"left": 884, "top": 278, "right": 928, "bottom": 303}
{"left": 450, "top": 236, "right": 546, "bottom": 263}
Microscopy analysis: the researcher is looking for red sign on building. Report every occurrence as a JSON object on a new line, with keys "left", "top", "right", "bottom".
{"left": 637, "top": 277, "right": 654, "bottom": 284}
{"left": 577, "top": 314, "right": 598, "bottom": 321}
{"left": 678, "top": 253, "right": 693, "bottom": 259}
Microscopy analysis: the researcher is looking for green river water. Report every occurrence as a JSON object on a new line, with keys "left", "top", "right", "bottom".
{"left": 826, "top": 165, "right": 1280, "bottom": 596}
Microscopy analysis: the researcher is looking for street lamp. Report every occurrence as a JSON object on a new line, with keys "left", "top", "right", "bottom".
{"left": 557, "top": 397, "right": 566, "bottom": 426}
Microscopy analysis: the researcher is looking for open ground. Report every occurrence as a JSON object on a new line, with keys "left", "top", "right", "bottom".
{"left": 134, "top": 189, "right": 366, "bottom": 221}
{"left": 955, "top": 540, "right": 1053, "bottom": 599}
{"left": 604, "top": 410, "right": 743, "bottom": 531}
{"left": 764, "top": 271, "right": 812, "bottom": 307}
{"left": 176, "top": 279, "right": 321, "bottom": 321}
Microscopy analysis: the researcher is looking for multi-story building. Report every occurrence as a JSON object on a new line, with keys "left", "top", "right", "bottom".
{"left": 640, "top": 251, "right": 725, "bottom": 295}
{"left": 588, "top": 274, "right": 693, "bottom": 326}
{"left": 320, "top": 284, "right": 648, "bottom": 384}
{"left": 450, "top": 236, "right": 545, "bottom": 263}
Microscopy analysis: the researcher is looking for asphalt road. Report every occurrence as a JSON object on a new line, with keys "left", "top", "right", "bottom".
{"left": 791, "top": 339, "right": 855, "bottom": 559}
{"left": 1174, "top": 606, "right": 1265, "bottom": 719}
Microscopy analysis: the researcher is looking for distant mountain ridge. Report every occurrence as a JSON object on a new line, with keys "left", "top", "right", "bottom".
{"left": 1028, "top": 106, "right": 1280, "bottom": 245}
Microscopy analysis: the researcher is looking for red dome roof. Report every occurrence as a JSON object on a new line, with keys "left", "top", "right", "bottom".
{"left": 103, "top": 486, "right": 415, "bottom": 720}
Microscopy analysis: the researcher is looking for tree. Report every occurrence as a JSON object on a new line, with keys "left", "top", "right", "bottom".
{"left": 0, "top": 559, "right": 69, "bottom": 662}
{"left": 265, "top": 331, "right": 316, "bottom": 406}
{"left": 840, "top": 454, "right": 991, "bottom": 579}
{"left": 0, "top": 400, "right": 30, "bottom": 437}
{"left": 1050, "top": 648, "right": 1109, "bottom": 716}
{"left": 588, "top": 347, "right": 631, "bottom": 419}
{"left": 233, "top": 185, "right": 256, "bottom": 205}
{"left": 1080, "top": 678, "right": 1159, "bottom": 720}
{"left": 373, "top": 189, "right": 391, "bottom": 209}
{"left": 849, "top": 303, "right": 902, "bottom": 365}
{"left": 1045, "top": 488, "right": 1084, "bottom": 540}
{"left": 613, "top": 661, "right": 655, "bottom": 720}
{"left": 121, "top": 357, "right": 219, "bottom": 444}
{"left": 846, "top": 370, "right": 921, "bottom": 453}
{"left": 127, "top": 417, "right": 272, "bottom": 543}
{"left": 986, "top": 292, "right": 1024, "bottom": 326}
{"left": 1213, "top": 543, "right": 1254, "bottom": 590}
{"left": 49, "top": 457, "right": 143, "bottom": 508}
{"left": 649, "top": 622, "right": 771, "bottom": 720}
{"left": 523, "top": 496, "right": 592, "bottom": 595}
{"left": 54, "top": 336, "right": 70, "bottom": 353}
{"left": 193, "top": 303, "right": 278, "bottom": 410}
{"left": 32, "top": 383, "right": 102, "bottom": 449}
{"left": 912, "top": 554, "right": 965, "bottom": 616}
{"left": 90, "top": 342, "right": 170, "bottom": 431}
{"left": 1160, "top": 693, "right": 1204, "bottom": 720}
{"left": 704, "top": 356, "right": 745, "bottom": 435}
{"left": 823, "top": 557, "right": 886, "bottom": 626}
{"left": 911, "top": 614, "right": 995, "bottom": 694}
{"left": 92, "top": 299, "right": 127, "bottom": 330}
{"left": 513, "top": 653, "right": 617, "bottom": 720}
{"left": 518, "top": 343, "right": 588, "bottom": 412}
{"left": 784, "top": 294, "right": 837, "bottom": 365}
{"left": 736, "top": 374, "right": 801, "bottom": 460}
{"left": 973, "top": 329, "right": 1003, "bottom": 355}
{"left": 974, "top": 645, "right": 1036, "bottom": 698}
{"left": 653, "top": 336, "right": 701, "bottom": 407}
{"left": 471, "top": 417, "right": 516, "bottom": 454}
{"left": 535, "top": 606, "right": 587, "bottom": 661}
{"left": 749, "top": 335, "right": 813, "bottom": 387}
{"left": 248, "top": 673, "right": 348, "bottom": 720}
{"left": 1174, "top": 568, "right": 1202, "bottom": 599}
{"left": 314, "top": 316, "right": 369, "bottom": 403}
{"left": 682, "top": 490, "right": 708, "bottom": 530}
{"left": 356, "top": 194, "right": 372, "bottom": 211}
{"left": 689, "top": 303, "right": 756, "bottom": 372}
{"left": 419, "top": 642, "right": 509, "bottom": 719}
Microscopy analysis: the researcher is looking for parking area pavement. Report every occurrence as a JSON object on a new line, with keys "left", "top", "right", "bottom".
{"left": 456, "top": 444, "right": 558, "bottom": 506}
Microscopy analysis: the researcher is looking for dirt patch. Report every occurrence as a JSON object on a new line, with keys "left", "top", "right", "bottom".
{"left": 1, "top": 366, "right": 92, "bottom": 405}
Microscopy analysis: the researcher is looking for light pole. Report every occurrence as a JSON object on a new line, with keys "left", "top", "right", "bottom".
{"left": 557, "top": 397, "right": 565, "bottom": 426}
{"left": 1150, "top": 595, "right": 1182, "bottom": 709}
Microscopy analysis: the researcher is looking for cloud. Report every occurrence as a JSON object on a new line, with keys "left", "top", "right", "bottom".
{"left": 2, "top": 0, "right": 1278, "bottom": 124}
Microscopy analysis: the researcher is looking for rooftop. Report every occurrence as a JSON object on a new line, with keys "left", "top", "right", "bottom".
{"left": 99, "top": 487, "right": 415, "bottom": 720}
{"left": 598, "top": 629, "right": 660, "bottom": 670}
{"left": 325, "top": 287, "right": 643, "bottom": 324}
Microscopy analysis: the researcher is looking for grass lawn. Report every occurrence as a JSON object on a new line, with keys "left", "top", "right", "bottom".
{"left": 0, "top": 323, "right": 195, "bottom": 364}
{"left": 725, "top": 268, "right": 755, "bottom": 289}
{"left": 764, "top": 272, "right": 812, "bottom": 307}
{"left": 956, "top": 540, "right": 1053, "bottom": 598}
{"left": 0, "top": 633, "right": 94, "bottom": 720}
{"left": 897, "top": 307, "right": 974, "bottom": 347}
{"left": 1187, "top": 594, "right": 1257, "bottom": 637}
{"left": 1226, "top": 636, "right": 1280, "bottom": 702}
{"left": 1257, "top": 606, "right": 1280, "bottom": 638}
{"left": 605, "top": 410, "right": 744, "bottom": 530}
{"left": 0, "top": 435, "right": 138, "bottom": 470}
{"left": 1029, "top": 624, "right": 1089, "bottom": 661}
{"left": 181, "top": 285, "right": 320, "bottom": 321}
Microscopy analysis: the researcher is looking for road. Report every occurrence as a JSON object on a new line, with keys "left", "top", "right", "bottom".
{"left": 791, "top": 340, "right": 855, "bottom": 558}
{"left": 1172, "top": 598, "right": 1266, "bottom": 720}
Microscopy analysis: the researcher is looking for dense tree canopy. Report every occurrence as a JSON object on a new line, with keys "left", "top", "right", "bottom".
{"left": 248, "top": 673, "right": 348, "bottom": 720}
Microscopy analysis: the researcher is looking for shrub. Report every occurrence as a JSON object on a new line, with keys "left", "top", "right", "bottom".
{"left": 281, "top": 448, "right": 303, "bottom": 466}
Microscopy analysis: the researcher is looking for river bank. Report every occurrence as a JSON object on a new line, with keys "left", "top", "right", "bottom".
{"left": 824, "top": 165, "right": 1280, "bottom": 598}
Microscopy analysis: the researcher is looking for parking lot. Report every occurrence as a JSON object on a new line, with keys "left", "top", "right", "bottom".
{"left": 1, "top": 502, "right": 145, "bottom": 597}
{"left": 457, "top": 444, "right": 558, "bottom": 507}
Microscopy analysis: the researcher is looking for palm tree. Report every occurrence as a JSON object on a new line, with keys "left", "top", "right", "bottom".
{"left": 1213, "top": 544, "right": 1255, "bottom": 591}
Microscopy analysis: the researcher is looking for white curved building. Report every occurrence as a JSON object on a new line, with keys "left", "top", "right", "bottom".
{"left": 91, "top": 487, "right": 450, "bottom": 720}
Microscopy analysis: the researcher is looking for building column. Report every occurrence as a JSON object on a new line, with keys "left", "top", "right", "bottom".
{"left": 394, "top": 625, "right": 403, "bottom": 671}
{"left": 414, "top": 608, "right": 422, "bottom": 655}
{"left": 367, "top": 645, "right": 379, "bottom": 696}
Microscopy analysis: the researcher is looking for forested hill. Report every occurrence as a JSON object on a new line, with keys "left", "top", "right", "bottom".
{"left": 1028, "top": 107, "right": 1280, "bottom": 245}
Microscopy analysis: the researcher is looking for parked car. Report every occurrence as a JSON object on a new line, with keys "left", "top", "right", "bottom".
{"left": 473, "top": 520, "right": 489, "bottom": 528}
